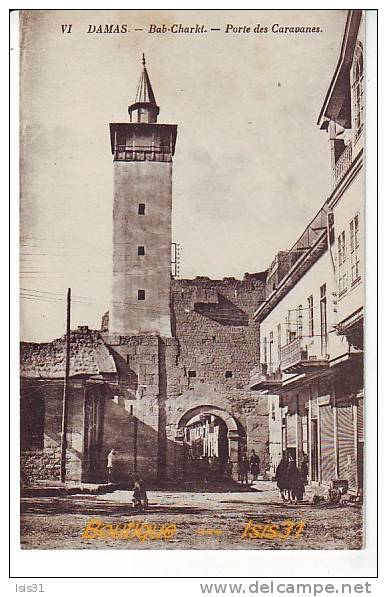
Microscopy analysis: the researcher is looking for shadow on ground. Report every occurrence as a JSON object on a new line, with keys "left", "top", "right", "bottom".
{"left": 20, "top": 498, "right": 211, "bottom": 517}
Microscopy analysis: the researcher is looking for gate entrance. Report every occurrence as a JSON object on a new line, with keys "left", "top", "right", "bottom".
{"left": 175, "top": 405, "right": 242, "bottom": 482}
{"left": 183, "top": 413, "right": 229, "bottom": 480}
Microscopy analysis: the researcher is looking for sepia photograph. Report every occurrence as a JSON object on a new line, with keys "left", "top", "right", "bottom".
{"left": 18, "top": 9, "right": 366, "bottom": 553}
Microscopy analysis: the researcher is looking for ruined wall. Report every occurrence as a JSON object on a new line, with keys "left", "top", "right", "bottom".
{"left": 163, "top": 274, "right": 270, "bottom": 477}
{"left": 20, "top": 273, "right": 271, "bottom": 485}
{"left": 100, "top": 273, "right": 270, "bottom": 481}
{"left": 170, "top": 274, "right": 265, "bottom": 388}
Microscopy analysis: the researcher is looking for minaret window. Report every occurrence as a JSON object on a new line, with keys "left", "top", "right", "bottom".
{"left": 138, "top": 290, "right": 145, "bottom": 301}
{"left": 352, "top": 42, "right": 364, "bottom": 142}
{"left": 138, "top": 246, "right": 145, "bottom": 256}
{"left": 138, "top": 203, "right": 146, "bottom": 215}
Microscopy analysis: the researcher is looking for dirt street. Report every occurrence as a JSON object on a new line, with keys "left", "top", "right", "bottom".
{"left": 20, "top": 481, "right": 363, "bottom": 550}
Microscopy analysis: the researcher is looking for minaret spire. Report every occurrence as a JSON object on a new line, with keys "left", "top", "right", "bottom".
{"left": 128, "top": 54, "right": 159, "bottom": 123}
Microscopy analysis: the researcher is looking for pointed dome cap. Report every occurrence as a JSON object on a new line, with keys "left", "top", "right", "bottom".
{"left": 128, "top": 54, "right": 160, "bottom": 123}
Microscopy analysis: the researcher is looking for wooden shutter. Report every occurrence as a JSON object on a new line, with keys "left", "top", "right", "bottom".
{"left": 319, "top": 404, "right": 336, "bottom": 483}
{"left": 337, "top": 405, "right": 356, "bottom": 488}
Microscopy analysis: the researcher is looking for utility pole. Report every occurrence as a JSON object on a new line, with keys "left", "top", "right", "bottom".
{"left": 60, "top": 288, "right": 71, "bottom": 483}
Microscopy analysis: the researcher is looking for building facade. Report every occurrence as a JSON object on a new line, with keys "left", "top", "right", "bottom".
{"left": 250, "top": 10, "right": 364, "bottom": 494}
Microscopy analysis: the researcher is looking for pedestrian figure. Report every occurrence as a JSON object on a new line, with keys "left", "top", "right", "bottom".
{"left": 275, "top": 453, "right": 289, "bottom": 502}
{"left": 132, "top": 477, "right": 148, "bottom": 511}
{"left": 249, "top": 450, "right": 260, "bottom": 481}
{"left": 287, "top": 456, "right": 305, "bottom": 504}
{"left": 107, "top": 448, "right": 117, "bottom": 483}
{"left": 238, "top": 455, "right": 250, "bottom": 485}
{"left": 300, "top": 454, "right": 308, "bottom": 485}
{"left": 225, "top": 458, "right": 233, "bottom": 480}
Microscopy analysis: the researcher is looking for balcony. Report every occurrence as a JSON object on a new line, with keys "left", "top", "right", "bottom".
{"left": 114, "top": 144, "right": 172, "bottom": 162}
{"left": 333, "top": 141, "right": 352, "bottom": 186}
{"left": 280, "top": 337, "right": 329, "bottom": 374}
{"left": 250, "top": 363, "right": 282, "bottom": 391}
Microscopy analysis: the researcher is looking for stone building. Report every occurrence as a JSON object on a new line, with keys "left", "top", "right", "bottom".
{"left": 20, "top": 57, "right": 269, "bottom": 485}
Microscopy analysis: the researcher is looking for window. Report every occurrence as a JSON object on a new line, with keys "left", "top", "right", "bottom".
{"left": 138, "top": 203, "right": 145, "bottom": 215}
{"left": 297, "top": 305, "right": 303, "bottom": 338}
{"left": 350, "top": 215, "right": 361, "bottom": 283}
{"left": 138, "top": 289, "right": 145, "bottom": 300}
{"left": 269, "top": 331, "right": 273, "bottom": 366}
{"left": 188, "top": 370, "right": 196, "bottom": 378}
{"left": 138, "top": 245, "right": 145, "bottom": 256}
{"left": 225, "top": 371, "right": 233, "bottom": 379}
{"left": 328, "top": 212, "right": 335, "bottom": 244}
{"left": 277, "top": 324, "right": 281, "bottom": 363}
{"left": 262, "top": 337, "right": 267, "bottom": 365}
{"left": 337, "top": 231, "right": 348, "bottom": 294}
{"left": 352, "top": 42, "right": 364, "bottom": 141}
{"left": 320, "top": 284, "right": 328, "bottom": 357}
{"left": 307, "top": 295, "right": 314, "bottom": 338}
{"left": 286, "top": 310, "right": 296, "bottom": 344}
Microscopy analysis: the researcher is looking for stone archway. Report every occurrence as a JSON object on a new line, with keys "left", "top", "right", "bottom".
{"left": 171, "top": 404, "right": 242, "bottom": 480}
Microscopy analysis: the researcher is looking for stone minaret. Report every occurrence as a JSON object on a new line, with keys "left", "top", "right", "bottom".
{"left": 109, "top": 55, "right": 177, "bottom": 336}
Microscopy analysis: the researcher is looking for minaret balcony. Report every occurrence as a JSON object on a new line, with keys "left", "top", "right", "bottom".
{"left": 114, "top": 144, "right": 172, "bottom": 162}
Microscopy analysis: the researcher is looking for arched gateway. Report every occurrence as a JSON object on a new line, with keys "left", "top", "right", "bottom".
{"left": 168, "top": 404, "right": 244, "bottom": 480}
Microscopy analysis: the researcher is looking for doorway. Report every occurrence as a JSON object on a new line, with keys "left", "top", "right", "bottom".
{"left": 310, "top": 418, "right": 319, "bottom": 481}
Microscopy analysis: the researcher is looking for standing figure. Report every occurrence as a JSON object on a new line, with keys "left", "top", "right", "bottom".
{"left": 107, "top": 448, "right": 117, "bottom": 483}
{"left": 275, "top": 453, "right": 289, "bottom": 502}
{"left": 238, "top": 455, "right": 250, "bottom": 485}
{"left": 300, "top": 454, "right": 309, "bottom": 486}
{"left": 132, "top": 477, "right": 148, "bottom": 511}
{"left": 225, "top": 458, "right": 234, "bottom": 480}
{"left": 249, "top": 450, "right": 260, "bottom": 481}
{"left": 287, "top": 456, "right": 305, "bottom": 504}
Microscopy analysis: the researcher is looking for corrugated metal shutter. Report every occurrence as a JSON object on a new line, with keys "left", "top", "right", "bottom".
{"left": 287, "top": 414, "right": 297, "bottom": 447}
{"left": 319, "top": 404, "right": 336, "bottom": 483}
{"left": 337, "top": 405, "right": 356, "bottom": 488}
{"left": 357, "top": 398, "right": 364, "bottom": 442}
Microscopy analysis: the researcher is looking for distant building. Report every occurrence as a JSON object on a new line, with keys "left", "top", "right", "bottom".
{"left": 250, "top": 10, "right": 364, "bottom": 493}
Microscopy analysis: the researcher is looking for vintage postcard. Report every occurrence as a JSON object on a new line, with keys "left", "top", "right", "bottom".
{"left": 18, "top": 9, "right": 370, "bottom": 556}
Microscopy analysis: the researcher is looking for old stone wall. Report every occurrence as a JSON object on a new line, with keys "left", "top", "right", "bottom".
{"left": 20, "top": 273, "right": 270, "bottom": 484}
{"left": 20, "top": 381, "right": 84, "bottom": 485}
{"left": 101, "top": 334, "right": 162, "bottom": 480}
{"left": 162, "top": 274, "right": 269, "bottom": 477}
{"left": 99, "top": 273, "right": 270, "bottom": 480}
{"left": 170, "top": 274, "right": 265, "bottom": 388}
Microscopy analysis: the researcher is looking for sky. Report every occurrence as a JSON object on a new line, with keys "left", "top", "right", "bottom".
{"left": 19, "top": 9, "right": 347, "bottom": 342}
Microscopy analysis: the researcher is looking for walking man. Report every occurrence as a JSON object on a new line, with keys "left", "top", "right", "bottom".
{"left": 275, "top": 452, "right": 289, "bottom": 502}
{"left": 239, "top": 454, "right": 250, "bottom": 485}
{"left": 249, "top": 449, "right": 260, "bottom": 481}
{"left": 107, "top": 448, "right": 117, "bottom": 483}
